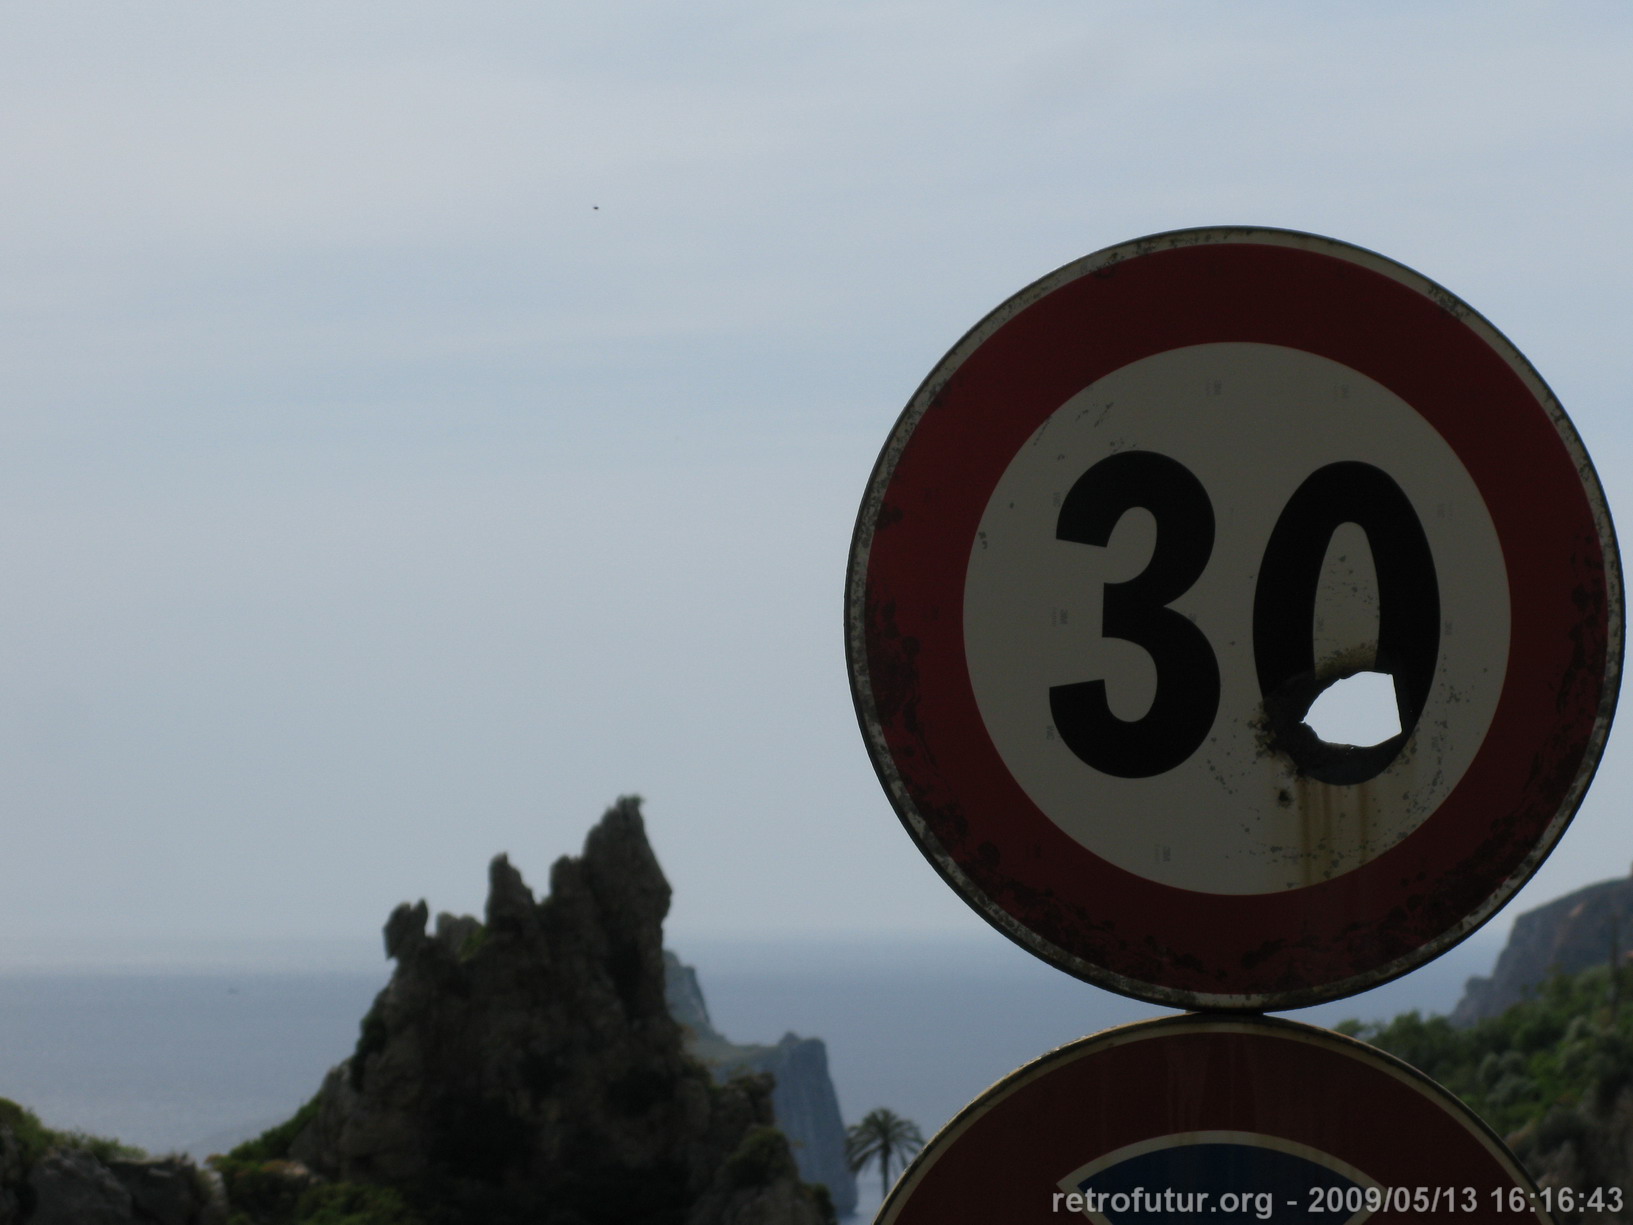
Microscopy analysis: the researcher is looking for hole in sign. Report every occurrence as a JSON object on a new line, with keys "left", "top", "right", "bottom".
{"left": 1303, "top": 669, "right": 1402, "bottom": 748}
{"left": 1262, "top": 663, "right": 1410, "bottom": 786}
{"left": 1257, "top": 508, "right": 1426, "bottom": 786}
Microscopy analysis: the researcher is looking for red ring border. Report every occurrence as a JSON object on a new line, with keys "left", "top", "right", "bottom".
{"left": 881, "top": 1015, "right": 1544, "bottom": 1225}
{"left": 849, "top": 230, "right": 1620, "bottom": 1008}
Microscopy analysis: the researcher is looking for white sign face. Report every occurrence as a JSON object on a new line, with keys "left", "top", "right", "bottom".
{"left": 964, "top": 342, "right": 1510, "bottom": 894}
{"left": 848, "top": 227, "right": 1620, "bottom": 1008}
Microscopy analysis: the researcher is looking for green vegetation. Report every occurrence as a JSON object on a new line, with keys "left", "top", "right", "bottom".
{"left": 228, "top": 1093, "right": 322, "bottom": 1163}
{"left": 808, "top": 1180, "right": 838, "bottom": 1225}
{"left": 214, "top": 1157, "right": 309, "bottom": 1224}
{"left": 212, "top": 1155, "right": 427, "bottom": 1225}
{"left": 285, "top": 1183, "right": 423, "bottom": 1225}
{"left": 214, "top": 1159, "right": 426, "bottom": 1225}
{"left": 0, "top": 1096, "right": 147, "bottom": 1166}
{"left": 845, "top": 1107, "right": 925, "bottom": 1201}
{"left": 719, "top": 1123, "right": 836, "bottom": 1225}
{"left": 457, "top": 923, "right": 488, "bottom": 961}
{"left": 1339, "top": 961, "right": 1633, "bottom": 1136}
{"left": 216, "top": 1097, "right": 425, "bottom": 1225}
{"left": 723, "top": 1124, "right": 800, "bottom": 1190}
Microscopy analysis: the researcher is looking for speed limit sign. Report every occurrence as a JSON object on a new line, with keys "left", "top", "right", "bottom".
{"left": 846, "top": 228, "right": 1621, "bottom": 1009}
{"left": 878, "top": 1015, "right": 1550, "bottom": 1225}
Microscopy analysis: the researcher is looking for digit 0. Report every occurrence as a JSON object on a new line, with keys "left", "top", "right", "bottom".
{"left": 1052, "top": 453, "right": 1439, "bottom": 782}
{"left": 1254, "top": 462, "right": 1439, "bottom": 784}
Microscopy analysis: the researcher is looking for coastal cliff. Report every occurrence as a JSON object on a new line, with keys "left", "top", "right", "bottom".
{"left": 1454, "top": 873, "right": 1633, "bottom": 1027}
{"left": 663, "top": 953, "right": 857, "bottom": 1216}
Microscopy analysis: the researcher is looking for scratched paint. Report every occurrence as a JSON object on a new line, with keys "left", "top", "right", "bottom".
{"left": 846, "top": 228, "right": 1622, "bottom": 1008}
{"left": 963, "top": 343, "right": 1507, "bottom": 895}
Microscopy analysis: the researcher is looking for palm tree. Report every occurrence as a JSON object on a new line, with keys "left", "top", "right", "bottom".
{"left": 845, "top": 1107, "right": 925, "bottom": 1200}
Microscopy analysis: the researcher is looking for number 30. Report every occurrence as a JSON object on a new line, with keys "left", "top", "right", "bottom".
{"left": 1048, "top": 451, "right": 1440, "bottom": 783}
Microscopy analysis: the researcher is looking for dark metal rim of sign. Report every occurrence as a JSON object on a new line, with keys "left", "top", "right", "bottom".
{"left": 845, "top": 226, "right": 1623, "bottom": 1011}
{"left": 877, "top": 1013, "right": 1551, "bottom": 1224}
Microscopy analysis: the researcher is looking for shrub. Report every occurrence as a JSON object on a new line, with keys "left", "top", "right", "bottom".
{"left": 0, "top": 1098, "right": 54, "bottom": 1166}
{"left": 213, "top": 1155, "right": 426, "bottom": 1225}
{"left": 212, "top": 1155, "right": 310, "bottom": 1223}
{"left": 230, "top": 1094, "right": 322, "bottom": 1163}
{"left": 295, "top": 1181, "right": 425, "bottom": 1225}
{"left": 1345, "top": 957, "right": 1633, "bottom": 1136}
{"left": 0, "top": 1096, "right": 144, "bottom": 1167}
{"left": 723, "top": 1125, "right": 798, "bottom": 1190}
{"left": 808, "top": 1181, "right": 838, "bottom": 1225}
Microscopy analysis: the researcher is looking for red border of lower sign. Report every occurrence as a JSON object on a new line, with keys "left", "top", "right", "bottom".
{"left": 852, "top": 232, "right": 1618, "bottom": 1006}
{"left": 880, "top": 1015, "right": 1547, "bottom": 1224}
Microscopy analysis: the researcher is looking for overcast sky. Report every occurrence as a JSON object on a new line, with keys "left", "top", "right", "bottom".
{"left": 3, "top": 2, "right": 1632, "bottom": 967}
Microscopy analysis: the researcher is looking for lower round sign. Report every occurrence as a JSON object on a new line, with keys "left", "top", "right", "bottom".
{"left": 847, "top": 227, "right": 1621, "bottom": 1008}
{"left": 879, "top": 1015, "right": 1551, "bottom": 1225}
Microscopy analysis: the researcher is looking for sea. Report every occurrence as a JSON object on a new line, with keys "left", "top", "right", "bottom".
{"left": 0, "top": 927, "right": 1506, "bottom": 1221}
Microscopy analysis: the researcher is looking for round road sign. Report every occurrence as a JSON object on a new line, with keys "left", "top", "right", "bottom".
{"left": 878, "top": 1014, "right": 1554, "bottom": 1225}
{"left": 846, "top": 227, "right": 1620, "bottom": 1009}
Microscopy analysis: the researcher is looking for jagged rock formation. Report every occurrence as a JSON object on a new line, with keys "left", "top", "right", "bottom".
{"left": 663, "top": 953, "right": 857, "bottom": 1216}
{"left": 284, "top": 797, "right": 828, "bottom": 1225}
{"left": 1454, "top": 873, "right": 1633, "bottom": 1027}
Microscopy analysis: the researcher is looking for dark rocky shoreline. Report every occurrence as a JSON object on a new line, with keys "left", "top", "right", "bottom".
{"left": 2, "top": 799, "right": 832, "bottom": 1225}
